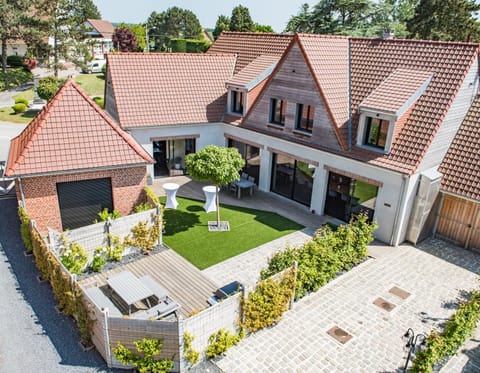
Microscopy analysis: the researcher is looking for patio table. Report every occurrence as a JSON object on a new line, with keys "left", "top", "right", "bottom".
{"left": 163, "top": 182, "right": 179, "bottom": 209}
{"left": 107, "top": 271, "right": 154, "bottom": 314}
{"left": 233, "top": 179, "right": 255, "bottom": 199}
{"left": 203, "top": 185, "right": 217, "bottom": 213}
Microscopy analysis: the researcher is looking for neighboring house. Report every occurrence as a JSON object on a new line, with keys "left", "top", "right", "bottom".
{"left": 5, "top": 80, "right": 154, "bottom": 234}
{"left": 1, "top": 39, "right": 28, "bottom": 57}
{"left": 85, "top": 18, "right": 115, "bottom": 59}
{"left": 104, "top": 32, "right": 480, "bottom": 246}
{"left": 432, "top": 96, "right": 480, "bottom": 252}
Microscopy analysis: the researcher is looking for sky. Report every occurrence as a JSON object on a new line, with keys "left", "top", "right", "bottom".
{"left": 92, "top": 1, "right": 311, "bottom": 33}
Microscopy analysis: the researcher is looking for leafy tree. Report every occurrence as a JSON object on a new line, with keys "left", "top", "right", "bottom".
{"left": 37, "top": 76, "right": 64, "bottom": 100}
{"left": 128, "top": 23, "right": 147, "bottom": 52}
{"left": 147, "top": 7, "right": 202, "bottom": 51}
{"left": 113, "top": 338, "right": 174, "bottom": 373}
{"left": 213, "top": 15, "right": 231, "bottom": 39}
{"left": 0, "top": 0, "right": 33, "bottom": 73}
{"left": 230, "top": 5, "right": 254, "bottom": 32}
{"left": 407, "top": 0, "right": 480, "bottom": 41}
{"left": 285, "top": 3, "right": 314, "bottom": 33}
{"left": 112, "top": 26, "right": 138, "bottom": 52}
{"left": 185, "top": 145, "right": 245, "bottom": 228}
{"left": 77, "top": 0, "right": 101, "bottom": 20}
{"left": 254, "top": 23, "right": 275, "bottom": 33}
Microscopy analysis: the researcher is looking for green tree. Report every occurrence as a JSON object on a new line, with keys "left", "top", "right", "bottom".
{"left": 185, "top": 145, "right": 245, "bottom": 228}
{"left": 147, "top": 7, "right": 202, "bottom": 51}
{"left": 0, "top": 0, "right": 33, "bottom": 73}
{"left": 128, "top": 23, "right": 147, "bottom": 52}
{"left": 285, "top": 3, "right": 314, "bottom": 33}
{"left": 254, "top": 23, "right": 275, "bottom": 33}
{"left": 77, "top": 0, "right": 101, "bottom": 20}
{"left": 37, "top": 76, "right": 63, "bottom": 100}
{"left": 407, "top": 0, "right": 480, "bottom": 41}
{"left": 213, "top": 15, "right": 230, "bottom": 39}
{"left": 230, "top": 5, "right": 254, "bottom": 32}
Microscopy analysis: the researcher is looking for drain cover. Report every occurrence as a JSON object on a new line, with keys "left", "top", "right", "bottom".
{"left": 208, "top": 221, "right": 230, "bottom": 231}
{"left": 373, "top": 297, "right": 396, "bottom": 312}
{"left": 389, "top": 286, "right": 411, "bottom": 300}
{"left": 327, "top": 326, "right": 353, "bottom": 344}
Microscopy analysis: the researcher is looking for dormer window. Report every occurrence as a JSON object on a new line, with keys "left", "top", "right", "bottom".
{"left": 231, "top": 90, "right": 244, "bottom": 115}
{"left": 364, "top": 116, "right": 389, "bottom": 149}
{"left": 295, "top": 104, "right": 314, "bottom": 133}
{"left": 270, "top": 98, "right": 286, "bottom": 126}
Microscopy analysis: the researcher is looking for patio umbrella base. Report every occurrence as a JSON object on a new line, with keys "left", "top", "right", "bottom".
{"left": 208, "top": 221, "right": 230, "bottom": 232}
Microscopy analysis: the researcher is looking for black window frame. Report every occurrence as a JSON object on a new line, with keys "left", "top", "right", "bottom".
{"left": 231, "top": 90, "right": 244, "bottom": 115}
{"left": 295, "top": 103, "right": 314, "bottom": 133}
{"left": 364, "top": 116, "right": 389, "bottom": 149}
{"left": 269, "top": 98, "right": 286, "bottom": 126}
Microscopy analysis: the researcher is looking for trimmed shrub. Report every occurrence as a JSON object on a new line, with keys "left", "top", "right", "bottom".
{"left": 15, "top": 97, "right": 29, "bottom": 106}
{"left": 261, "top": 213, "right": 376, "bottom": 299}
{"left": 7, "top": 55, "right": 24, "bottom": 67}
{"left": 114, "top": 338, "right": 174, "bottom": 373}
{"left": 186, "top": 39, "right": 211, "bottom": 53}
{"left": 12, "top": 103, "right": 27, "bottom": 113}
{"left": 0, "top": 67, "right": 33, "bottom": 91}
{"left": 170, "top": 38, "right": 187, "bottom": 52}
{"left": 412, "top": 290, "right": 480, "bottom": 372}
{"left": 205, "top": 329, "right": 241, "bottom": 358}
{"left": 92, "top": 96, "right": 104, "bottom": 108}
{"left": 37, "top": 76, "right": 63, "bottom": 101}
{"left": 18, "top": 207, "right": 32, "bottom": 251}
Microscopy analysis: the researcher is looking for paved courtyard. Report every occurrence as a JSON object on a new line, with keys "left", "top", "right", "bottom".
{"left": 205, "top": 238, "right": 480, "bottom": 372}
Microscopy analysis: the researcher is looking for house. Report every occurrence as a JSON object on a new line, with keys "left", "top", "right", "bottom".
{"left": 85, "top": 18, "right": 115, "bottom": 59}
{"left": 104, "top": 32, "right": 480, "bottom": 246}
{"left": 432, "top": 96, "right": 480, "bottom": 252}
{"left": 5, "top": 79, "right": 154, "bottom": 234}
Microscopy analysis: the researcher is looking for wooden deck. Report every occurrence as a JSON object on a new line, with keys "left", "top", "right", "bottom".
{"left": 79, "top": 247, "right": 220, "bottom": 319}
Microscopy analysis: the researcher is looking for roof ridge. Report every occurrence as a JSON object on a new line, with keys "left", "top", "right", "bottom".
{"left": 350, "top": 36, "right": 480, "bottom": 47}
{"left": 106, "top": 52, "right": 237, "bottom": 57}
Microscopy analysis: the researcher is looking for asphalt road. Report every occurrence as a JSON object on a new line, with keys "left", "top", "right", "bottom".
{"left": 0, "top": 198, "right": 116, "bottom": 372}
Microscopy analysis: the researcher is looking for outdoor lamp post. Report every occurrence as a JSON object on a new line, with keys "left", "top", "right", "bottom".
{"left": 403, "top": 328, "right": 427, "bottom": 372}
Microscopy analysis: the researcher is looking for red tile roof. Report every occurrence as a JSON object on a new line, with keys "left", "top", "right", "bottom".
{"left": 208, "top": 32, "right": 293, "bottom": 74}
{"left": 106, "top": 53, "right": 236, "bottom": 128}
{"left": 87, "top": 19, "right": 115, "bottom": 39}
{"left": 5, "top": 80, "right": 153, "bottom": 177}
{"left": 349, "top": 38, "right": 479, "bottom": 174}
{"left": 226, "top": 54, "right": 279, "bottom": 90}
{"left": 439, "top": 95, "right": 480, "bottom": 201}
{"left": 359, "top": 68, "right": 433, "bottom": 115}
{"left": 297, "top": 34, "right": 350, "bottom": 149}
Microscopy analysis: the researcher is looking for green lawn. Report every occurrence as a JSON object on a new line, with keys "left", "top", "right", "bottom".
{"left": 0, "top": 106, "right": 36, "bottom": 124}
{"left": 353, "top": 181, "right": 378, "bottom": 204}
{"left": 73, "top": 73, "right": 105, "bottom": 96}
{"left": 161, "top": 197, "right": 304, "bottom": 269}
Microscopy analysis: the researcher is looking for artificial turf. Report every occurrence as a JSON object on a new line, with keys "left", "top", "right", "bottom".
{"left": 161, "top": 197, "right": 304, "bottom": 270}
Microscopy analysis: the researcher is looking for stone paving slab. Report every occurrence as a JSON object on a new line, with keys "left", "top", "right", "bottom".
{"left": 209, "top": 238, "right": 480, "bottom": 372}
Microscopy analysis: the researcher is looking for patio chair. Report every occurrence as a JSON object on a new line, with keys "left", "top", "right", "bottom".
{"left": 229, "top": 182, "right": 238, "bottom": 194}
{"left": 241, "top": 172, "right": 248, "bottom": 180}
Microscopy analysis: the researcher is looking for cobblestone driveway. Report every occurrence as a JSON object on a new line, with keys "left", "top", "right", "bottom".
{"left": 206, "top": 238, "right": 480, "bottom": 372}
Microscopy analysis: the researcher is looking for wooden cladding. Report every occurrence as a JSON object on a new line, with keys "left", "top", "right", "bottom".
{"left": 435, "top": 193, "right": 480, "bottom": 252}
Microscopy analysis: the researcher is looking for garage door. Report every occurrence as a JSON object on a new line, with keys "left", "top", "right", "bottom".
{"left": 57, "top": 178, "right": 113, "bottom": 230}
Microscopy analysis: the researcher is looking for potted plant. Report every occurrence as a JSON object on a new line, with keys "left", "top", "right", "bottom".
{"left": 174, "top": 156, "right": 182, "bottom": 170}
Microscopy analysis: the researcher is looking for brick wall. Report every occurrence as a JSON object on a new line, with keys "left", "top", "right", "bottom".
{"left": 18, "top": 166, "right": 147, "bottom": 233}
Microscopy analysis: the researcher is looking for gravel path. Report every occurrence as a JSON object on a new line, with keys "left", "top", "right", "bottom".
{"left": 0, "top": 198, "right": 117, "bottom": 372}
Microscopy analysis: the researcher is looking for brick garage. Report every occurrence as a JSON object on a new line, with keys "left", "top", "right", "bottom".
{"left": 5, "top": 80, "right": 153, "bottom": 234}
{"left": 17, "top": 167, "right": 147, "bottom": 233}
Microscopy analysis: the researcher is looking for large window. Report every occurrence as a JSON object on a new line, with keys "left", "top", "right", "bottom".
{"left": 231, "top": 91, "right": 244, "bottom": 114}
{"left": 270, "top": 98, "right": 286, "bottom": 125}
{"left": 228, "top": 139, "right": 260, "bottom": 183}
{"left": 295, "top": 104, "right": 314, "bottom": 133}
{"left": 271, "top": 153, "right": 313, "bottom": 206}
{"left": 364, "top": 117, "right": 389, "bottom": 149}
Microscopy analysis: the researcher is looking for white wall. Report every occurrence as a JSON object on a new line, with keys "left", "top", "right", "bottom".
{"left": 128, "top": 123, "right": 224, "bottom": 176}
{"left": 224, "top": 125, "right": 406, "bottom": 244}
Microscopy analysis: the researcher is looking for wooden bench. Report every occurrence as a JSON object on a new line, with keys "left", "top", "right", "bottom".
{"left": 84, "top": 287, "right": 122, "bottom": 317}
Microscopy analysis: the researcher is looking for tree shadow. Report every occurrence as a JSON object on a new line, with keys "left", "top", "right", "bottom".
{"left": 0, "top": 199, "right": 119, "bottom": 370}
{"left": 461, "top": 343, "right": 480, "bottom": 372}
{"left": 163, "top": 209, "right": 201, "bottom": 235}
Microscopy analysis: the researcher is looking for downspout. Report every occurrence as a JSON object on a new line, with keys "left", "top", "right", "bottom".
{"left": 18, "top": 177, "right": 26, "bottom": 208}
{"left": 347, "top": 38, "right": 352, "bottom": 150}
{"left": 389, "top": 173, "right": 409, "bottom": 246}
